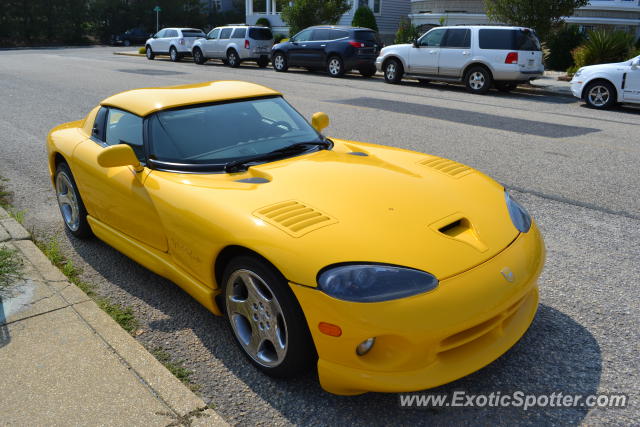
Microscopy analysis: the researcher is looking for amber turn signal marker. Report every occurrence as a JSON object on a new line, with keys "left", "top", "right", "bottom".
{"left": 318, "top": 322, "right": 342, "bottom": 337}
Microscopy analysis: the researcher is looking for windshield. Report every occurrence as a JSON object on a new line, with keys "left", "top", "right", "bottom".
{"left": 148, "top": 97, "right": 321, "bottom": 168}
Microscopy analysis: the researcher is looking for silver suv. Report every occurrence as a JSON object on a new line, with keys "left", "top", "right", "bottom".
{"left": 192, "top": 25, "right": 274, "bottom": 68}
{"left": 145, "top": 28, "right": 206, "bottom": 62}
{"left": 376, "top": 26, "right": 544, "bottom": 94}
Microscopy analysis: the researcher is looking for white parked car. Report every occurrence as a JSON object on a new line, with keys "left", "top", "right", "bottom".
{"left": 570, "top": 55, "right": 640, "bottom": 109}
{"left": 145, "top": 28, "right": 206, "bottom": 62}
{"left": 192, "top": 25, "right": 274, "bottom": 68}
{"left": 376, "top": 26, "right": 544, "bottom": 94}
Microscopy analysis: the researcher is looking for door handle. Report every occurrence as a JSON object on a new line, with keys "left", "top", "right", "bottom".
{"left": 429, "top": 50, "right": 437, "bottom": 54}
{"left": 462, "top": 51, "right": 470, "bottom": 55}
{"left": 320, "top": 44, "right": 326, "bottom": 47}
{"left": 301, "top": 44, "right": 307, "bottom": 47}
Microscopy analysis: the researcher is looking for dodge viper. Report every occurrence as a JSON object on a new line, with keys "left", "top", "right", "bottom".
{"left": 47, "top": 81, "right": 545, "bottom": 395}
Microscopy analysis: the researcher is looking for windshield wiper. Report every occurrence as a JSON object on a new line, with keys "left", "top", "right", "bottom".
{"left": 224, "top": 140, "right": 331, "bottom": 173}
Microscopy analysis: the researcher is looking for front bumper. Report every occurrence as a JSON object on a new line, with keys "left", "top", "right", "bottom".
{"left": 375, "top": 56, "right": 384, "bottom": 72}
{"left": 290, "top": 223, "right": 545, "bottom": 395}
{"left": 570, "top": 80, "right": 584, "bottom": 99}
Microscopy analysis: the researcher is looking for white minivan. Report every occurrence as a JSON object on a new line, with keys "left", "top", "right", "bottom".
{"left": 145, "top": 28, "right": 206, "bottom": 62}
{"left": 192, "top": 25, "right": 274, "bottom": 68}
{"left": 376, "top": 26, "right": 544, "bottom": 94}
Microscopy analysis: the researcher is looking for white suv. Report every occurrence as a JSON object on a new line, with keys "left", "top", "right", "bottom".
{"left": 192, "top": 25, "right": 274, "bottom": 68}
{"left": 376, "top": 26, "right": 544, "bottom": 94}
{"left": 570, "top": 55, "right": 640, "bottom": 109}
{"left": 145, "top": 28, "right": 206, "bottom": 62}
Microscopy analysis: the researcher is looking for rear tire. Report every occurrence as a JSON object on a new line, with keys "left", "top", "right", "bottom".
{"left": 55, "top": 162, "right": 92, "bottom": 239}
{"left": 465, "top": 66, "right": 492, "bottom": 94}
{"left": 169, "top": 46, "right": 180, "bottom": 62}
{"left": 227, "top": 49, "right": 240, "bottom": 68}
{"left": 383, "top": 59, "right": 403, "bottom": 84}
{"left": 145, "top": 46, "right": 155, "bottom": 60}
{"left": 257, "top": 57, "right": 269, "bottom": 68}
{"left": 273, "top": 52, "right": 288, "bottom": 72}
{"left": 123, "top": 39, "right": 131, "bottom": 47}
{"left": 327, "top": 55, "right": 345, "bottom": 77}
{"left": 193, "top": 47, "right": 206, "bottom": 65}
{"left": 584, "top": 80, "right": 616, "bottom": 109}
{"left": 222, "top": 255, "right": 316, "bottom": 377}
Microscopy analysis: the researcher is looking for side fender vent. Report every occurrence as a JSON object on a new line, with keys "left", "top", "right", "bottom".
{"left": 419, "top": 156, "right": 473, "bottom": 178}
{"left": 254, "top": 200, "right": 337, "bottom": 237}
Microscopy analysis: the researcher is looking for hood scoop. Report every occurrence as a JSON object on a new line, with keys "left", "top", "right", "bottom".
{"left": 431, "top": 214, "right": 488, "bottom": 252}
{"left": 419, "top": 155, "right": 473, "bottom": 179}
{"left": 254, "top": 200, "right": 337, "bottom": 237}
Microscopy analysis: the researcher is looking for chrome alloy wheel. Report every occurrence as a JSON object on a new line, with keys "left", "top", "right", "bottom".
{"left": 587, "top": 84, "right": 611, "bottom": 108}
{"left": 328, "top": 57, "right": 341, "bottom": 76}
{"left": 385, "top": 62, "right": 396, "bottom": 80}
{"left": 56, "top": 171, "right": 80, "bottom": 232}
{"left": 226, "top": 269, "right": 288, "bottom": 367}
{"left": 469, "top": 71, "right": 486, "bottom": 90}
{"left": 273, "top": 55, "right": 285, "bottom": 70}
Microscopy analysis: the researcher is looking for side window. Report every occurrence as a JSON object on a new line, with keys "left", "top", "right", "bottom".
{"left": 329, "top": 29, "right": 348, "bottom": 40}
{"left": 442, "top": 29, "right": 470, "bottom": 48}
{"left": 105, "top": 109, "right": 145, "bottom": 160}
{"left": 208, "top": 28, "right": 220, "bottom": 39}
{"left": 292, "top": 29, "right": 313, "bottom": 42}
{"left": 219, "top": 28, "right": 233, "bottom": 39}
{"left": 232, "top": 28, "right": 247, "bottom": 39}
{"left": 312, "top": 29, "right": 331, "bottom": 41}
{"left": 92, "top": 107, "right": 108, "bottom": 142}
{"left": 419, "top": 29, "right": 445, "bottom": 47}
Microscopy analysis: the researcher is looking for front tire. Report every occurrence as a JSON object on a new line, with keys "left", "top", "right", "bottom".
{"left": 223, "top": 255, "right": 316, "bottom": 377}
{"left": 465, "top": 66, "right": 492, "bottom": 94}
{"left": 584, "top": 80, "right": 616, "bottom": 109}
{"left": 272, "top": 52, "right": 288, "bottom": 72}
{"left": 327, "top": 55, "right": 345, "bottom": 78}
{"left": 145, "top": 46, "right": 155, "bottom": 60}
{"left": 55, "top": 163, "right": 92, "bottom": 239}
{"left": 193, "top": 47, "right": 206, "bottom": 65}
{"left": 227, "top": 49, "right": 240, "bottom": 68}
{"left": 169, "top": 46, "right": 180, "bottom": 62}
{"left": 383, "top": 59, "right": 403, "bottom": 84}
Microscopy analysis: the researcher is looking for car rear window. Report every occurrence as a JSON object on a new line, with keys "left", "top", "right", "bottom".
{"left": 249, "top": 28, "right": 273, "bottom": 40}
{"left": 354, "top": 30, "right": 379, "bottom": 42}
{"left": 479, "top": 29, "right": 541, "bottom": 51}
{"left": 182, "top": 30, "right": 205, "bottom": 38}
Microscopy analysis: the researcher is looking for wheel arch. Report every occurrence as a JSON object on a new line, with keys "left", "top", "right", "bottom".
{"left": 382, "top": 55, "right": 407, "bottom": 72}
{"left": 581, "top": 77, "right": 619, "bottom": 101}
{"left": 214, "top": 245, "right": 285, "bottom": 292}
{"left": 463, "top": 62, "right": 494, "bottom": 80}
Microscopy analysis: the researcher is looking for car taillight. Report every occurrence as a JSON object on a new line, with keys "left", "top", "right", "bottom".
{"left": 505, "top": 52, "right": 518, "bottom": 64}
{"left": 245, "top": 39, "right": 250, "bottom": 49}
{"left": 348, "top": 41, "right": 365, "bottom": 48}
{"left": 179, "top": 38, "right": 185, "bottom": 45}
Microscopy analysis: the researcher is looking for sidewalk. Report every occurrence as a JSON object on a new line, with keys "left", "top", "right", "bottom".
{"left": 0, "top": 207, "right": 227, "bottom": 426}
{"left": 522, "top": 70, "right": 572, "bottom": 97}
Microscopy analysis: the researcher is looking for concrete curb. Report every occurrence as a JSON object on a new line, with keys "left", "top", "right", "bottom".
{"left": 0, "top": 205, "right": 228, "bottom": 425}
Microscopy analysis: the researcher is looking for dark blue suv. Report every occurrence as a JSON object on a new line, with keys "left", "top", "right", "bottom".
{"left": 271, "top": 26, "right": 381, "bottom": 78}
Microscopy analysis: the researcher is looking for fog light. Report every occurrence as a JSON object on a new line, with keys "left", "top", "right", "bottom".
{"left": 356, "top": 337, "right": 375, "bottom": 356}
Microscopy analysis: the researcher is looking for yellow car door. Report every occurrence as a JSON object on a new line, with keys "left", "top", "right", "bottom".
{"left": 72, "top": 107, "right": 168, "bottom": 252}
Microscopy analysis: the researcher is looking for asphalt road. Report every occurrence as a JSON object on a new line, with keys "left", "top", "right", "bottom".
{"left": 0, "top": 46, "right": 638, "bottom": 426}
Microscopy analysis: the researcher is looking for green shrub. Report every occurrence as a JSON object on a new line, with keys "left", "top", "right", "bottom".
{"left": 138, "top": 47, "right": 146, "bottom": 54}
{"left": 255, "top": 17, "right": 271, "bottom": 28}
{"left": 395, "top": 17, "right": 419, "bottom": 45}
{"left": 274, "top": 33, "right": 287, "bottom": 43}
{"left": 571, "top": 30, "right": 636, "bottom": 70}
{"left": 351, "top": 6, "right": 378, "bottom": 32}
{"left": 544, "top": 25, "right": 584, "bottom": 71}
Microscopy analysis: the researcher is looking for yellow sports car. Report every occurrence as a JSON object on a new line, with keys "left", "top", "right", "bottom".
{"left": 47, "top": 81, "right": 544, "bottom": 395}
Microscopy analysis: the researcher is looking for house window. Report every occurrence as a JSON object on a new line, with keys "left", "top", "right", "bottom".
{"left": 355, "top": 0, "right": 381, "bottom": 14}
{"left": 372, "top": 0, "right": 381, "bottom": 14}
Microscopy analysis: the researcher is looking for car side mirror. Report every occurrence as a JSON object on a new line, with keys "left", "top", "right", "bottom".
{"left": 413, "top": 39, "right": 420, "bottom": 48}
{"left": 311, "top": 112, "right": 329, "bottom": 132}
{"left": 97, "top": 144, "right": 143, "bottom": 172}
{"left": 632, "top": 58, "right": 640, "bottom": 69}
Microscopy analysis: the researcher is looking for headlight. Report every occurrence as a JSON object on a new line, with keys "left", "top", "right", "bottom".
{"left": 574, "top": 68, "right": 584, "bottom": 77}
{"left": 505, "top": 191, "right": 532, "bottom": 233}
{"left": 317, "top": 264, "right": 438, "bottom": 302}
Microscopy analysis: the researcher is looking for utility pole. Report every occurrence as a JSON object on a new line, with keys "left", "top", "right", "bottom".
{"left": 153, "top": 6, "right": 162, "bottom": 33}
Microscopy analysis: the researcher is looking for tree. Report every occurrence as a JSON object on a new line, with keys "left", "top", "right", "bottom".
{"left": 281, "top": 0, "right": 351, "bottom": 36}
{"left": 484, "top": 0, "right": 589, "bottom": 41}
{"left": 394, "top": 17, "right": 419, "bottom": 44}
{"left": 351, "top": 6, "right": 378, "bottom": 32}
{"left": 544, "top": 24, "right": 584, "bottom": 71}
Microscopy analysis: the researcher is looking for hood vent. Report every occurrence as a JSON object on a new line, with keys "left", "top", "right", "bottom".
{"left": 419, "top": 156, "right": 473, "bottom": 178}
{"left": 254, "top": 200, "right": 337, "bottom": 237}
